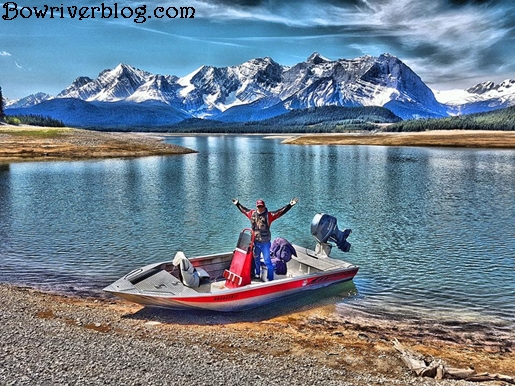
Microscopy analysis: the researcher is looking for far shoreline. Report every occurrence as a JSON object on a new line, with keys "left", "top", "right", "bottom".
{"left": 110, "top": 130, "right": 515, "bottom": 149}
{"left": 0, "top": 124, "right": 196, "bottom": 162}
{"left": 2, "top": 126, "right": 515, "bottom": 164}
{"left": 282, "top": 130, "right": 515, "bottom": 148}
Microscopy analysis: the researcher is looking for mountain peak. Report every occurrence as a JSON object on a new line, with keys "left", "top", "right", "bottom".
{"left": 5, "top": 92, "right": 53, "bottom": 108}
{"left": 71, "top": 76, "right": 93, "bottom": 88}
{"left": 243, "top": 56, "right": 280, "bottom": 68}
{"left": 307, "top": 52, "right": 330, "bottom": 64}
{"left": 467, "top": 81, "right": 496, "bottom": 94}
{"left": 499, "top": 79, "right": 515, "bottom": 90}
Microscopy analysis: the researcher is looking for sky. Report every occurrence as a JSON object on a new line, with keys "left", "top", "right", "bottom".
{"left": 1, "top": 0, "right": 515, "bottom": 100}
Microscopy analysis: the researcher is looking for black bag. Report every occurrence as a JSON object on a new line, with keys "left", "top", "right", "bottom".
{"left": 274, "top": 260, "right": 287, "bottom": 275}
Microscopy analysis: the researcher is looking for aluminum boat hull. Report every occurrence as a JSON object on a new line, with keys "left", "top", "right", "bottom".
{"left": 104, "top": 244, "right": 359, "bottom": 312}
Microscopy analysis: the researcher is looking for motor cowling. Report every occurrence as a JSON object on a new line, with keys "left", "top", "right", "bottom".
{"left": 311, "top": 213, "right": 352, "bottom": 255}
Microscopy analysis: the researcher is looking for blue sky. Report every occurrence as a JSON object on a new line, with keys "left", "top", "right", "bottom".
{"left": 1, "top": 0, "right": 515, "bottom": 100}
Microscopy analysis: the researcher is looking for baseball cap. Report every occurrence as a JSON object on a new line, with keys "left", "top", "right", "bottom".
{"left": 256, "top": 199, "right": 265, "bottom": 207}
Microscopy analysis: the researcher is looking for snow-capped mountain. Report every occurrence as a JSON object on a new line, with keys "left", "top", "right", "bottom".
{"left": 5, "top": 92, "right": 53, "bottom": 108}
{"left": 57, "top": 63, "right": 152, "bottom": 102}
{"left": 127, "top": 74, "right": 180, "bottom": 105}
{"left": 7, "top": 53, "right": 513, "bottom": 127}
{"left": 434, "top": 79, "right": 515, "bottom": 115}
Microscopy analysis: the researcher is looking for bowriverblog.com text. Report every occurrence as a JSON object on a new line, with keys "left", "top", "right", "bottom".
{"left": 2, "top": 2, "right": 195, "bottom": 23}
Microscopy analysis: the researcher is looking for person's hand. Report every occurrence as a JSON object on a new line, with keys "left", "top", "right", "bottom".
{"left": 290, "top": 197, "right": 299, "bottom": 206}
{"left": 232, "top": 198, "right": 239, "bottom": 205}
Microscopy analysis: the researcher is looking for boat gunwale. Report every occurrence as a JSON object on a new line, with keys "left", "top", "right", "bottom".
{"left": 103, "top": 241, "right": 359, "bottom": 311}
{"left": 107, "top": 263, "right": 359, "bottom": 298}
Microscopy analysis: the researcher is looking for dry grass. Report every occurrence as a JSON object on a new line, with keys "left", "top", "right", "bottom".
{"left": 283, "top": 130, "right": 515, "bottom": 148}
{"left": 0, "top": 125, "right": 195, "bottom": 161}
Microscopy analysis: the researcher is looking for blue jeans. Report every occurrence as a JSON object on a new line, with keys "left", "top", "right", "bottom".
{"left": 253, "top": 241, "right": 274, "bottom": 281}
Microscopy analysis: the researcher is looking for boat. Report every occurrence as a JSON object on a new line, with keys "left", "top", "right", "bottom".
{"left": 103, "top": 213, "right": 359, "bottom": 312}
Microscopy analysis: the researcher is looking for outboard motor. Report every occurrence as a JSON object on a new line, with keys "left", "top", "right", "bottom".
{"left": 172, "top": 251, "right": 200, "bottom": 287}
{"left": 311, "top": 213, "right": 352, "bottom": 257}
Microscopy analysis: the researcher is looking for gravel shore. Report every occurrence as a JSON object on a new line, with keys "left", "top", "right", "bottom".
{"left": 2, "top": 284, "right": 512, "bottom": 386}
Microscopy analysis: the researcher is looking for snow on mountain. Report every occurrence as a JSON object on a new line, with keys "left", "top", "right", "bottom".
{"left": 5, "top": 92, "right": 53, "bottom": 108}
{"left": 433, "top": 88, "right": 470, "bottom": 105}
{"left": 56, "top": 53, "right": 443, "bottom": 120}
{"left": 127, "top": 74, "right": 180, "bottom": 105}
{"left": 9, "top": 53, "right": 514, "bottom": 126}
{"left": 174, "top": 57, "right": 285, "bottom": 118}
{"left": 268, "top": 53, "right": 446, "bottom": 120}
{"left": 434, "top": 79, "right": 515, "bottom": 115}
{"left": 58, "top": 64, "right": 152, "bottom": 102}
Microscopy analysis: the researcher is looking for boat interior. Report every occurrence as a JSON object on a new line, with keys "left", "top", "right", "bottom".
{"left": 123, "top": 230, "right": 354, "bottom": 296}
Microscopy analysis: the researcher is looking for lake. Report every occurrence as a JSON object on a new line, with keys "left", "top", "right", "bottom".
{"left": 1, "top": 135, "right": 514, "bottom": 334}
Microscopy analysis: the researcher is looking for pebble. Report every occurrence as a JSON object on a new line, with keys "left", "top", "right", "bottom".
{"left": 0, "top": 284, "right": 485, "bottom": 386}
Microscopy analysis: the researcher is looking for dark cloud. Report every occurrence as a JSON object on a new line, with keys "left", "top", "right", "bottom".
{"left": 197, "top": 0, "right": 374, "bottom": 13}
{"left": 446, "top": 0, "right": 495, "bottom": 6}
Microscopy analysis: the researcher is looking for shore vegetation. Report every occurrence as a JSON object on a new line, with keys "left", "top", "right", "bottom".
{"left": 387, "top": 106, "right": 515, "bottom": 132}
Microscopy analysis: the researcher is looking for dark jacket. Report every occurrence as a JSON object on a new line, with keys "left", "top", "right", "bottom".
{"left": 270, "top": 237, "right": 297, "bottom": 263}
{"left": 235, "top": 202, "right": 293, "bottom": 243}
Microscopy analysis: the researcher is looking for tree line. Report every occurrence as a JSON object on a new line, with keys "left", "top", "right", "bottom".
{"left": 387, "top": 106, "right": 515, "bottom": 132}
{"left": 0, "top": 86, "right": 5, "bottom": 121}
{"left": 155, "top": 105, "right": 400, "bottom": 133}
{"left": 1, "top": 86, "right": 64, "bottom": 127}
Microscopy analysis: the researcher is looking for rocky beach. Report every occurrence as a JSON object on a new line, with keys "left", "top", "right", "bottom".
{"left": 1, "top": 284, "right": 514, "bottom": 386}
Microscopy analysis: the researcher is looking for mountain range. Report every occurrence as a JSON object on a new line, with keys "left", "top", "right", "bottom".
{"left": 5, "top": 53, "right": 515, "bottom": 128}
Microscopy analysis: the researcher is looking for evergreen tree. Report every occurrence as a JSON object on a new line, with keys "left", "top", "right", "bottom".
{"left": 0, "top": 86, "right": 5, "bottom": 121}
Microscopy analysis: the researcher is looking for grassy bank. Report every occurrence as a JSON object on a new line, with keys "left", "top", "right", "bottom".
{"left": 282, "top": 130, "right": 515, "bottom": 148}
{"left": 0, "top": 125, "right": 195, "bottom": 161}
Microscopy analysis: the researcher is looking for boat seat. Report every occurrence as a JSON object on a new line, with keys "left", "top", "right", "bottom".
{"left": 172, "top": 251, "right": 210, "bottom": 288}
{"left": 224, "top": 229, "right": 254, "bottom": 288}
{"left": 223, "top": 269, "right": 243, "bottom": 287}
{"left": 196, "top": 267, "right": 211, "bottom": 282}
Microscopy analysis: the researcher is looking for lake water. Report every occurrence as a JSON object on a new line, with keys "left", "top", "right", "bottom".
{"left": 1, "top": 135, "right": 514, "bottom": 334}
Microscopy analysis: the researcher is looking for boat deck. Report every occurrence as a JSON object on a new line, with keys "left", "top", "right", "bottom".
{"left": 128, "top": 244, "right": 355, "bottom": 296}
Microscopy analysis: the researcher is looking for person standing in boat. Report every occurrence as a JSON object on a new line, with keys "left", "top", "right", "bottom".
{"left": 232, "top": 197, "right": 298, "bottom": 281}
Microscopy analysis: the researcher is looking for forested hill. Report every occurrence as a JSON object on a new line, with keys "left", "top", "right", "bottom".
{"left": 251, "top": 105, "right": 401, "bottom": 126}
{"left": 387, "top": 106, "right": 515, "bottom": 132}
{"left": 166, "top": 105, "right": 402, "bottom": 133}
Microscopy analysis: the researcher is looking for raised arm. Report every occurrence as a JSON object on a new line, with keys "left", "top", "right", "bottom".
{"left": 232, "top": 198, "right": 253, "bottom": 219}
{"left": 268, "top": 197, "right": 299, "bottom": 222}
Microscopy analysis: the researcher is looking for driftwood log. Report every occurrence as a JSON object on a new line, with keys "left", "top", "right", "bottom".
{"left": 392, "top": 339, "right": 514, "bottom": 384}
